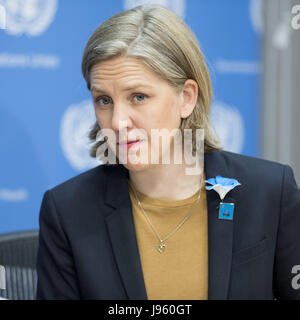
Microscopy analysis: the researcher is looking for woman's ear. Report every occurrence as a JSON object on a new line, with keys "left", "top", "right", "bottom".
{"left": 180, "top": 79, "right": 198, "bottom": 119}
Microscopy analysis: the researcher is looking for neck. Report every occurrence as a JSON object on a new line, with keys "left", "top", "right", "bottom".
{"left": 128, "top": 161, "right": 204, "bottom": 201}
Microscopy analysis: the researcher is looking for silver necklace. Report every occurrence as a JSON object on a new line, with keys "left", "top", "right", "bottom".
{"left": 129, "top": 179, "right": 203, "bottom": 254}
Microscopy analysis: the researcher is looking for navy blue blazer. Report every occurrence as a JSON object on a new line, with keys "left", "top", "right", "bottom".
{"left": 36, "top": 150, "right": 300, "bottom": 300}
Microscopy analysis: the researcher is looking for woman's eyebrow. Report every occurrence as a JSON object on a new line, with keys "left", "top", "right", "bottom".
{"left": 90, "top": 83, "right": 154, "bottom": 94}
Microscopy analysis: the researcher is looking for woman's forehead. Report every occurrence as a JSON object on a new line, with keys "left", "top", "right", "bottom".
{"left": 90, "top": 57, "right": 162, "bottom": 90}
{"left": 91, "top": 57, "right": 151, "bottom": 77}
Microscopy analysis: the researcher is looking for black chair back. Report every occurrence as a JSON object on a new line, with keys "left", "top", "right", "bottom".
{"left": 0, "top": 230, "right": 39, "bottom": 300}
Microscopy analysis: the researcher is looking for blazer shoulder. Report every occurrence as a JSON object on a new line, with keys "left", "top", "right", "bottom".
{"left": 219, "top": 150, "right": 287, "bottom": 172}
{"left": 47, "top": 164, "right": 120, "bottom": 205}
{"left": 52, "top": 164, "right": 107, "bottom": 191}
{"left": 216, "top": 150, "right": 290, "bottom": 190}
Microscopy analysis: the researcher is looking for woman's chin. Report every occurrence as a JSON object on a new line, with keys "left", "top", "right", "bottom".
{"left": 122, "top": 161, "right": 151, "bottom": 172}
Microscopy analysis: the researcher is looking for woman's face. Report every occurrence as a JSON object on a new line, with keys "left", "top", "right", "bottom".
{"left": 89, "top": 56, "right": 189, "bottom": 171}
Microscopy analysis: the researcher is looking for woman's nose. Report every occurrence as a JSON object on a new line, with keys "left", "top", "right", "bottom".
{"left": 111, "top": 103, "right": 132, "bottom": 132}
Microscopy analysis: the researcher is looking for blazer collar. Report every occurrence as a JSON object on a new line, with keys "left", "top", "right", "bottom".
{"left": 204, "top": 150, "right": 235, "bottom": 299}
{"left": 103, "top": 149, "right": 236, "bottom": 300}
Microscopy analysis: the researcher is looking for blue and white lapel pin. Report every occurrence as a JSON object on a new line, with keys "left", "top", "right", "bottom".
{"left": 205, "top": 176, "right": 241, "bottom": 220}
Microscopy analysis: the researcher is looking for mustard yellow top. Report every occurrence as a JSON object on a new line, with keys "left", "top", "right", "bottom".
{"left": 128, "top": 179, "right": 208, "bottom": 300}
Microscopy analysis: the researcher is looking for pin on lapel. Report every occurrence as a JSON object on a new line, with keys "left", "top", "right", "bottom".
{"left": 218, "top": 202, "right": 234, "bottom": 220}
{"left": 205, "top": 176, "right": 241, "bottom": 221}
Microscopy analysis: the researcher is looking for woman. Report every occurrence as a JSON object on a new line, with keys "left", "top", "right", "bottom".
{"left": 36, "top": 5, "right": 300, "bottom": 300}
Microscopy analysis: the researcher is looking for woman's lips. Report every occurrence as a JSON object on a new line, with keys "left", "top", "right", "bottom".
{"left": 118, "top": 140, "right": 142, "bottom": 150}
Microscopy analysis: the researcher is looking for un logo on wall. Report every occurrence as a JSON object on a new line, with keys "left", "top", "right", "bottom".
{"left": 60, "top": 100, "right": 100, "bottom": 171}
{"left": 211, "top": 101, "right": 245, "bottom": 154}
{"left": 0, "top": 0, "right": 57, "bottom": 36}
{"left": 124, "top": 0, "right": 186, "bottom": 18}
{"left": 249, "top": 0, "right": 263, "bottom": 34}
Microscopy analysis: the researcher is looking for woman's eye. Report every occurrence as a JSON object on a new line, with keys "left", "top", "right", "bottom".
{"left": 95, "top": 96, "right": 111, "bottom": 105}
{"left": 133, "top": 94, "right": 148, "bottom": 102}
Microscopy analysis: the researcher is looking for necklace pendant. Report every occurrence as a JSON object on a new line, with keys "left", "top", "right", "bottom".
{"left": 158, "top": 240, "right": 166, "bottom": 253}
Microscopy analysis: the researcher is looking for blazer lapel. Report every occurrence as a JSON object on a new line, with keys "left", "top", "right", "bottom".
{"left": 204, "top": 150, "right": 235, "bottom": 299}
{"left": 104, "top": 165, "right": 148, "bottom": 300}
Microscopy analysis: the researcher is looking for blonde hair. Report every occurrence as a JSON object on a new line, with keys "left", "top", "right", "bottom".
{"left": 81, "top": 4, "right": 222, "bottom": 162}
